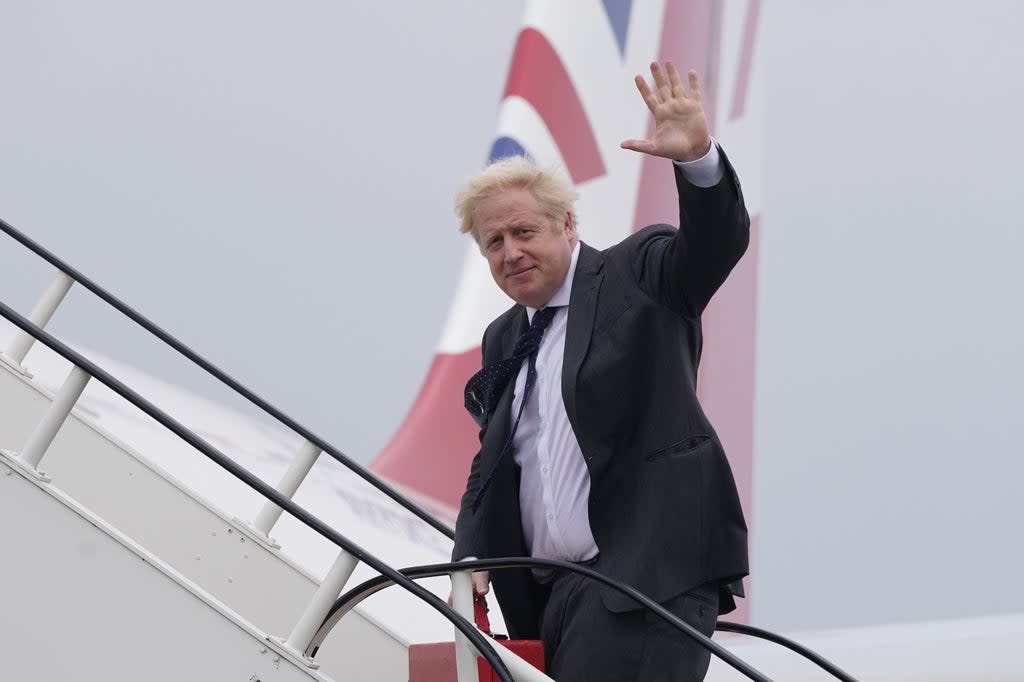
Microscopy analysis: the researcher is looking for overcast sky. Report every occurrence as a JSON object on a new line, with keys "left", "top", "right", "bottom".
{"left": 0, "top": 1, "right": 523, "bottom": 460}
{"left": 2, "top": 1, "right": 1023, "bottom": 633}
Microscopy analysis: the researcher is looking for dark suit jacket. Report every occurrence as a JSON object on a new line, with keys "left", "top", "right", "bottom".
{"left": 453, "top": 150, "right": 750, "bottom": 639}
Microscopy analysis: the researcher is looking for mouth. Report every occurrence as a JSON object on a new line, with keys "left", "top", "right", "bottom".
{"left": 506, "top": 266, "right": 535, "bottom": 280}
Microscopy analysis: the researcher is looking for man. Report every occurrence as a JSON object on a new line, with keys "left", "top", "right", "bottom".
{"left": 453, "top": 62, "right": 749, "bottom": 682}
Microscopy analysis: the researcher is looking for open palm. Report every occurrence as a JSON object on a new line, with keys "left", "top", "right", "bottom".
{"left": 621, "top": 62, "right": 711, "bottom": 162}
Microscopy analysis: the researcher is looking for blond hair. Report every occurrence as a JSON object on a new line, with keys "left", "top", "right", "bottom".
{"left": 454, "top": 156, "right": 580, "bottom": 241}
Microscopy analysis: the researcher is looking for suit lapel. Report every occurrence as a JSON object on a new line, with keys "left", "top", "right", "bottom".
{"left": 562, "top": 242, "right": 605, "bottom": 429}
{"left": 500, "top": 308, "right": 528, "bottom": 358}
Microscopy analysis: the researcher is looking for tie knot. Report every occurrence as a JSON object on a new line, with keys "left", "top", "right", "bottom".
{"left": 511, "top": 306, "right": 559, "bottom": 358}
{"left": 531, "top": 305, "right": 559, "bottom": 332}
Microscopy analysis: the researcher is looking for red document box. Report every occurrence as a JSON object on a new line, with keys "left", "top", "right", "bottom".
{"left": 408, "top": 595, "right": 546, "bottom": 681}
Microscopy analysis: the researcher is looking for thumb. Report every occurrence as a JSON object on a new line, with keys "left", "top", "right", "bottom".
{"left": 620, "top": 138, "right": 655, "bottom": 154}
{"left": 472, "top": 570, "right": 490, "bottom": 596}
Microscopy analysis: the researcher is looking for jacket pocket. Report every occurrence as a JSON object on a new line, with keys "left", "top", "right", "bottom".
{"left": 645, "top": 434, "right": 712, "bottom": 461}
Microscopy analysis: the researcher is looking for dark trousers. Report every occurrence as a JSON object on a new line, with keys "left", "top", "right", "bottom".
{"left": 540, "top": 573, "right": 719, "bottom": 682}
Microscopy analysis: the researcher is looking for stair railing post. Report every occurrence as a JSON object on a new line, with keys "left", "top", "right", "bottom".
{"left": 3, "top": 273, "right": 75, "bottom": 367}
{"left": 15, "top": 365, "right": 91, "bottom": 472}
{"left": 451, "top": 570, "right": 480, "bottom": 682}
{"left": 249, "top": 439, "right": 321, "bottom": 540}
{"left": 451, "top": 569, "right": 555, "bottom": 681}
{"left": 282, "top": 549, "right": 358, "bottom": 660}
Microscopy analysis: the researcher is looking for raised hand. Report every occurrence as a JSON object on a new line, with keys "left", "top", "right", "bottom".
{"left": 620, "top": 62, "right": 712, "bottom": 162}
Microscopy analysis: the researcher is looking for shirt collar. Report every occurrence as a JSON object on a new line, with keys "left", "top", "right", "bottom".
{"left": 526, "top": 241, "right": 580, "bottom": 322}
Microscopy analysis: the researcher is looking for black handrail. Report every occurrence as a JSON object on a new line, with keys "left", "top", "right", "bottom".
{"left": 311, "top": 559, "right": 860, "bottom": 682}
{"left": 1, "top": 219, "right": 859, "bottom": 682}
{"left": 310, "top": 559, "right": 772, "bottom": 682}
{"left": 716, "top": 622, "right": 858, "bottom": 682}
{"left": 0, "top": 300, "right": 512, "bottom": 681}
{"left": 0, "top": 217, "right": 454, "bottom": 540}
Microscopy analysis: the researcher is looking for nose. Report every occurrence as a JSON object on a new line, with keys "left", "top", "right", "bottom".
{"left": 503, "top": 241, "right": 523, "bottom": 264}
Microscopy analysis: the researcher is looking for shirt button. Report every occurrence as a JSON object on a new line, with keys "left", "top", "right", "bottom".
{"left": 547, "top": 512, "right": 555, "bottom": 520}
{"left": 541, "top": 466, "right": 549, "bottom": 474}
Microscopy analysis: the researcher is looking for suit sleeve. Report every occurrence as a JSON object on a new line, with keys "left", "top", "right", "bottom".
{"left": 634, "top": 145, "right": 750, "bottom": 317}
{"left": 453, "top": 451, "right": 483, "bottom": 559}
{"left": 452, "top": 331, "right": 489, "bottom": 560}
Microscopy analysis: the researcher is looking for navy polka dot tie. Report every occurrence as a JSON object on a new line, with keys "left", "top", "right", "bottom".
{"left": 464, "top": 305, "right": 560, "bottom": 511}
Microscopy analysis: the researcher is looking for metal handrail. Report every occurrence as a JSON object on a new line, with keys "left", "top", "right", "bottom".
{"left": 0, "top": 299, "right": 512, "bottom": 682}
{"left": 0, "top": 217, "right": 454, "bottom": 540}
{"left": 0, "top": 219, "right": 857, "bottom": 682}
{"left": 311, "top": 559, "right": 860, "bottom": 682}
{"left": 311, "top": 559, "right": 771, "bottom": 682}
{"left": 715, "top": 622, "right": 858, "bottom": 682}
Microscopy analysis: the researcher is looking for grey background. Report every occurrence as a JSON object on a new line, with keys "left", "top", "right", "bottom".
{"left": 756, "top": 1, "right": 1024, "bottom": 630}
{"left": 0, "top": 0, "right": 520, "bottom": 457}
{"left": 1, "top": 1, "right": 1022, "bottom": 632}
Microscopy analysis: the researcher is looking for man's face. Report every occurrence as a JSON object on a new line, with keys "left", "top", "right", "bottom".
{"left": 475, "top": 188, "right": 577, "bottom": 309}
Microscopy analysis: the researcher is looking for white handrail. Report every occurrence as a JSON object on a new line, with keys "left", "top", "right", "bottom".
{"left": 450, "top": 570, "right": 555, "bottom": 682}
{"left": 250, "top": 439, "right": 321, "bottom": 539}
{"left": 283, "top": 549, "right": 358, "bottom": 660}
{"left": 3, "top": 272, "right": 74, "bottom": 366}
{"left": 16, "top": 365, "right": 91, "bottom": 472}
{"left": 451, "top": 571, "right": 479, "bottom": 682}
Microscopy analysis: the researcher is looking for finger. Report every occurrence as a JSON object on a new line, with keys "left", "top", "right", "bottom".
{"left": 688, "top": 70, "right": 701, "bottom": 101}
{"left": 633, "top": 74, "right": 659, "bottom": 112}
{"left": 666, "top": 62, "right": 685, "bottom": 97}
{"left": 472, "top": 570, "right": 490, "bottom": 596}
{"left": 650, "top": 61, "right": 672, "bottom": 101}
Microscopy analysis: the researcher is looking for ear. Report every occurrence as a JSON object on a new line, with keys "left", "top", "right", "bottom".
{"left": 564, "top": 211, "right": 577, "bottom": 241}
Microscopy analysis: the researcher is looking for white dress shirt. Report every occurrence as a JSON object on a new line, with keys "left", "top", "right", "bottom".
{"left": 512, "top": 142, "right": 725, "bottom": 569}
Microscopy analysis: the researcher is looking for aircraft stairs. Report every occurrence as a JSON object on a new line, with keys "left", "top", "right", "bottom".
{"left": 0, "top": 217, "right": 858, "bottom": 681}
